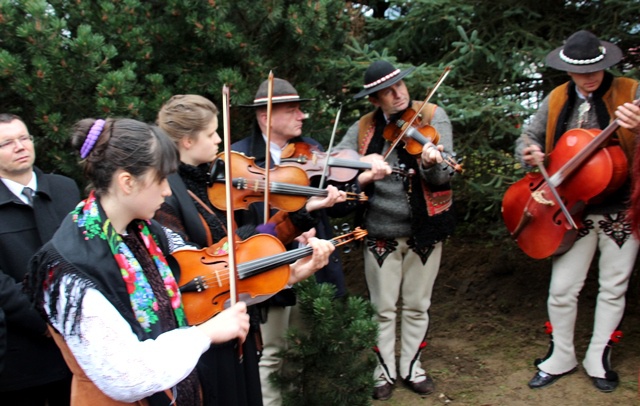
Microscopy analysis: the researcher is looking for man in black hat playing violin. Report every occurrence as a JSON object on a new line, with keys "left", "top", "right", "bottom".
{"left": 515, "top": 30, "right": 640, "bottom": 392}
{"left": 233, "top": 77, "right": 349, "bottom": 406}
{"left": 334, "top": 60, "right": 456, "bottom": 400}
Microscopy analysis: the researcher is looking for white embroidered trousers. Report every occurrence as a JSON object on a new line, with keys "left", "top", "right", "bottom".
{"left": 538, "top": 213, "right": 639, "bottom": 378}
{"left": 363, "top": 237, "right": 442, "bottom": 383}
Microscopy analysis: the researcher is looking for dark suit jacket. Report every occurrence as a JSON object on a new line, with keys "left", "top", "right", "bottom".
{"left": 232, "top": 130, "right": 347, "bottom": 298}
{"left": 0, "top": 167, "right": 79, "bottom": 391}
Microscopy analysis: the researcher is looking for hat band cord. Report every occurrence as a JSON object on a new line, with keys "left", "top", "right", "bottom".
{"left": 363, "top": 69, "right": 401, "bottom": 89}
{"left": 559, "top": 46, "right": 606, "bottom": 65}
{"left": 253, "top": 94, "right": 300, "bottom": 104}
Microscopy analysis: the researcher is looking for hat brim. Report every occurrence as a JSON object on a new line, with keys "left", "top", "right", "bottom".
{"left": 238, "top": 96, "right": 314, "bottom": 108}
{"left": 545, "top": 41, "right": 622, "bottom": 73}
{"left": 353, "top": 67, "right": 416, "bottom": 99}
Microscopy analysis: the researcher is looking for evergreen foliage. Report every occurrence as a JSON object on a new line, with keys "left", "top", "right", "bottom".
{"left": 273, "top": 278, "right": 378, "bottom": 406}
{"left": 0, "top": 0, "right": 353, "bottom": 184}
{"left": 4, "top": 1, "right": 638, "bottom": 237}
{"left": 358, "top": 0, "right": 640, "bottom": 237}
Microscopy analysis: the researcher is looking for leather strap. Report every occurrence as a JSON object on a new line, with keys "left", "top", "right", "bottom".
{"left": 186, "top": 190, "right": 216, "bottom": 246}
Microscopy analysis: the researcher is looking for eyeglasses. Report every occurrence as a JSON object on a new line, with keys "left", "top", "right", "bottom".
{"left": 0, "top": 134, "right": 34, "bottom": 150}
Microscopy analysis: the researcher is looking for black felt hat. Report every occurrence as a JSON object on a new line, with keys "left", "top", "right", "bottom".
{"left": 545, "top": 30, "right": 622, "bottom": 73}
{"left": 353, "top": 60, "right": 416, "bottom": 99}
{"left": 240, "top": 78, "right": 314, "bottom": 107}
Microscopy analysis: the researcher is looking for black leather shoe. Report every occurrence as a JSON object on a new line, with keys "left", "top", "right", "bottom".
{"left": 592, "top": 377, "right": 618, "bottom": 393}
{"left": 403, "top": 374, "right": 435, "bottom": 396}
{"left": 528, "top": 367, "right": 577, "bottom": 389}
{"left": 372, "top": 382, "right": 393, "bottom": 401}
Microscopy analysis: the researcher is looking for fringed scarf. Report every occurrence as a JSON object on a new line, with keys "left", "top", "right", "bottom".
{"left": 27, "top": 191, "right": 201, "bottom": 405}
{"left": 77, "top": 191, "right": 187, "bottom": 334}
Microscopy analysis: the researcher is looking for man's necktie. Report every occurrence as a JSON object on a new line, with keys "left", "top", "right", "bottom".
{"left": 22, "top": 186, "right": 35, "bottom": 207}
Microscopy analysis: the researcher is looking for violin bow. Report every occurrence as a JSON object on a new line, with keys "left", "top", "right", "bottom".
{"left": 319, "top": 103, "right": 342, "bottom": 188}
{"left": 222, "top": 85, "right": 243, "bottom": 360}
{"left": 263, "top": 71, "right": 275, "bottom": 224}
{"left": 523, "top": 135, "right": 578, "bottom": 230}
{"left": 383, "top": 66, "right": 452, "bottom": 160}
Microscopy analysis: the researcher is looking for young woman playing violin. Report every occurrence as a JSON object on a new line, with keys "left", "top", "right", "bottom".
{"left": 154, "top": 94, "right": 336, "bottom": 406}
{"left": 25, "top": 117, "right": 333, "bottom": 406}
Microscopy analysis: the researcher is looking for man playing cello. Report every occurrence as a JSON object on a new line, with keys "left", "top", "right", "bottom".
{"left": 515, "top": 30, "right": 640, "bottom": 392}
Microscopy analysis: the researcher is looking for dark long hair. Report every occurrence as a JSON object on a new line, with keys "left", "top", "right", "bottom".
{"left": 71, "top": 118, "right": 178, "bottom": 196}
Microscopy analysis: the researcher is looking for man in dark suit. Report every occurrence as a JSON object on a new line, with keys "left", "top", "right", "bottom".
{"left": 232, "top": 78, "right": 350, "bottom": 406}
{"left": 0, "top": 113, "right": 79, "bottom": 405}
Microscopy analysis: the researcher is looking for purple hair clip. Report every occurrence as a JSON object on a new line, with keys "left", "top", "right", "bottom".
{"left": 80, "top": 119, "right": 106, "bottom": 159}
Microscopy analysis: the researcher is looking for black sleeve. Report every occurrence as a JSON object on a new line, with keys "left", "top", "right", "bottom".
{"left": 0, "top": 271, "right": 47, "bottom": 335}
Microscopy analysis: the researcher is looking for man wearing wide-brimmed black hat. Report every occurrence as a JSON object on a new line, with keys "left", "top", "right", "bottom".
{"left": 335, "top": 60, "right": 457, "bottom": 401}
{"left": 233, "top": 77, "right": 349, "bottom": 406}
{"left": 515, "top": 30, "right": 640, "bottom": 393}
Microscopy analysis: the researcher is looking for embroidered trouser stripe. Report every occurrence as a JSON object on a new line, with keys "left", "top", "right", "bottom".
{"left": 364, "top": 237, "right": 442, "bottom": 381}
{"left": 538, "top": 213, "right": 639, "bottom": 377}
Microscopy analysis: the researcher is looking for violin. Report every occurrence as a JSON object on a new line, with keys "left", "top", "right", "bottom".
{"left": 280, "top": 142, "right": 414, "bottom": 182}
{"left": 174, "top": 228, "right": 368, "bottom": 325}
{"left": 383, "top": 107, "right": 463, "bottom": 173}
{"left": 207, "top": 151, "right": 368, "bottom": 212}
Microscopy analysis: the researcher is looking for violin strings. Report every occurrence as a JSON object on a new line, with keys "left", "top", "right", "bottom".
{"left": 181, "top": 235, "right": 355, "bottom": 289}
{"left": 236, "top": 178, "right": 362, "bottom": 200}
{"left": 185, "top": 246, "right": 315, "bottom": 287}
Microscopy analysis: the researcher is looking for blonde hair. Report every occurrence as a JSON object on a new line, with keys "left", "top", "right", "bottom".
{"left": 157, "top": 95, "right": 218, "bottom": 145}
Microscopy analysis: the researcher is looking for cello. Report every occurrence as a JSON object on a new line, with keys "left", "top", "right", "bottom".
{"left": 501, "top": 99, "right": 639, "bottom": 259}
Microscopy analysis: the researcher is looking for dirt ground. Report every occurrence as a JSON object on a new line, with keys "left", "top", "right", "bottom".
{"left": 340, "top": 235, "right": 640, "bottom": 406}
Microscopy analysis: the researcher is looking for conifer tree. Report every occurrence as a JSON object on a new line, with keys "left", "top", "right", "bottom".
{"left": 273, "top": 278, "right": 378, "bottom": 406}
{"left": 0, "top": 0, "right": 353, "bottom": 181}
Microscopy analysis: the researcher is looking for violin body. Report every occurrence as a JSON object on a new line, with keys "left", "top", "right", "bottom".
{"left": 281, "top": 142, "right": 362, "bottom": 183}
{"left": 383, "top": 107, "right": 440, "bottom": 155}
{"left": 281, "top": 142, "right": 413, "bottom": 183}
{"left": 383, "top": 105, "right": 463, "bottom": 173}
{"left": 175, "top": 227, "right": 369, "bottom": 325}
{"left": 208, "top": 151, "right": 368, "bottom": 211}
{"left": 174, "top": 234, "right": 290, "bottom": 325}
{"left": 502, "top": 128, "right": 628, "bottom": 259}
{"left": 208, "top": 151, "right": 311, "bottom": 212}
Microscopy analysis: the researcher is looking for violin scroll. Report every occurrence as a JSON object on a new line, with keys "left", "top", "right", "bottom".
{"left": 332, "top": 223, "right": 367, "bottom": 253}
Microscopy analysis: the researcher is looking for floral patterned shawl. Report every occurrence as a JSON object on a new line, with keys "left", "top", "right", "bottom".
{"left": 28, "top": 191, "right": 186, "bottom": 340}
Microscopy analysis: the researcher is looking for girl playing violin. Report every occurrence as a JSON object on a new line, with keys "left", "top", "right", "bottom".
{"left": 154, "top": 95, "right": 336, "bottom": 405}
{"left": 25, "top": 117, "right": 333, "bottom": 405}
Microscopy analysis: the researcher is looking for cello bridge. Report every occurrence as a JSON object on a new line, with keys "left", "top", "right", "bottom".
{"left": 531, "top": 190, "right": 554, "bottom": 206}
